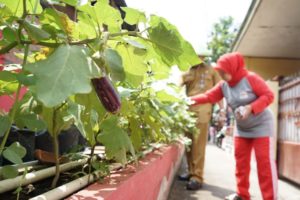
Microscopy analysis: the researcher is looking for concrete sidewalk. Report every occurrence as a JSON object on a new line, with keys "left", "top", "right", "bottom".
{"left": 168, "top": 144, "right": 300, "bottom": 200}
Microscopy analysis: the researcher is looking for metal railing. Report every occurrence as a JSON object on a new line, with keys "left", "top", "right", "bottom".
{"left": 278, "top": 73, "right": 300, "bottom": 142}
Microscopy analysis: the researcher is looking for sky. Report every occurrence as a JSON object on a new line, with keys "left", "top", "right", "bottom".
{"left": 125, "top": 0, "right": 252, "bottom": 54}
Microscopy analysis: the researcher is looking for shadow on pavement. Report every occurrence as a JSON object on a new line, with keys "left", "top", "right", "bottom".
{"left": 200, "top": 183, "right": 235, "bottom": 199}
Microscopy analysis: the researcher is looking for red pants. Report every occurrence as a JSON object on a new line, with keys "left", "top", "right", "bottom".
{"left": 234, "top": 137, "right": 278, "bottom": 200}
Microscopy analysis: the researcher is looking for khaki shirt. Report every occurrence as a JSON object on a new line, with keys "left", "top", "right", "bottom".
{"left": 182, "top": 64, "right": 221, "bottom": 123}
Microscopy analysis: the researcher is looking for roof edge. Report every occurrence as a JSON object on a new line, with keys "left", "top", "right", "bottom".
{"left": 231, "top": 0, "right": 261, "bottom": 52}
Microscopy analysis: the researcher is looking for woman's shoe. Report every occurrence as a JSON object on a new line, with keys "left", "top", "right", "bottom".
{"left": 224, "top": 193, "right": 243, "bottom": 200}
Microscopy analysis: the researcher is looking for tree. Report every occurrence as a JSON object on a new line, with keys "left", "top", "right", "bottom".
{"left": 207, "top": 16, "right": 238, "bottom": 63}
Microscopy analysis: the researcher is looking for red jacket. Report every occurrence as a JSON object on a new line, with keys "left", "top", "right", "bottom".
{"left": 191, "top": 52, "right": 274, "bottom": 115}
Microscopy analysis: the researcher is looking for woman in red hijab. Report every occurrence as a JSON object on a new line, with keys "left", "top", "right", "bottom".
{"left": 191, "top": 52, "right": 277, "bottom": 200}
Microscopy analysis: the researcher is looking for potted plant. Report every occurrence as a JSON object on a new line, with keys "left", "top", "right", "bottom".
{"left": 0, "top": 0, "right": 199, "bottom": 199}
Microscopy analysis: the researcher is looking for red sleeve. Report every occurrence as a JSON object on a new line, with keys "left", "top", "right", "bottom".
{"left": 246, "top": 72, "right": 274, "bottom": 115}
{"left": 191, "top": 82, "right": 224, "bottom": 105}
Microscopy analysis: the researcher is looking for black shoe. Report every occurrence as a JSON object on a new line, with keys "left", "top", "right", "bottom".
{"left": 186, "top": 179, "right": 202, "bottom": 190}
{"left": 177, "top": 173, "right": 190, "bottom": 181}
{"left": 224, "top": 193, "right": 243, "bottom": 200}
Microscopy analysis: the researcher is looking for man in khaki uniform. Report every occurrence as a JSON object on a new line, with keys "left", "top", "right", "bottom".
{"left": 180, "top": 62, "right": 222, "bottom": 190}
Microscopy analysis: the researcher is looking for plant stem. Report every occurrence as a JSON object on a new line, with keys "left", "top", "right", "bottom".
{"left": 16, "top": 167, "right": 28, "bottom": 200}
{"left": 0, "top": 30, "right": 139, "bottom": 54}
{"left": 51, "top": 133, "right": 60, "bottom": 188}
{"left": 22, "top": 0, "right": 27, "bottom": 19}
{"left": 0, "top": 44, "right": 29, "bottom": 155}
{"left": 87, "top": 144, "right": 96, "bottom": 183}
{"left": 0, "top": 38, "right": 98, "bottom": 54}
{"left": 109, "top": 31, "right": 138, "bottom": 38}
{"left": 0, "top": 42, "right": 18, "bottom": 54}
{"left": 51, "top": 108, "right": 60, "bottom": 188}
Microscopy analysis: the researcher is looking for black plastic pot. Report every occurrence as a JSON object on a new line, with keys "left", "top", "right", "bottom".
{"left": 35, "top": 125, "right": 86, "bottom": 155}
{"left": 0, "top": 126, "right": 36, "bottom": 165}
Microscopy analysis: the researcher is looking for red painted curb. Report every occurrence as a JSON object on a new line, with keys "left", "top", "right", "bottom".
{"left": 67, "top": 142, "right": 184, "bottom": 200}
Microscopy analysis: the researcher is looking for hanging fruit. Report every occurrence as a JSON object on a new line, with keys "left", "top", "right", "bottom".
{"left": 91, "top": 77, "right": 121, "bottom": 114}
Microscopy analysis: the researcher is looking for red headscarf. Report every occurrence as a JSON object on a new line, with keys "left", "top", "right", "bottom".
{"left": 214, "top": 52, "right": 248, "bottom": 87}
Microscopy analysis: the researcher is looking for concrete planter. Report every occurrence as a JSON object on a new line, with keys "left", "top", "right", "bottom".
{"left": 67, "top": 142, "right": 184, "bottom": 200}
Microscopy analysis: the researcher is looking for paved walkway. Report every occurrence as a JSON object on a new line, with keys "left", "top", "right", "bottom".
{"left": 168, "top": 143, "right": 300, "bottom": 200}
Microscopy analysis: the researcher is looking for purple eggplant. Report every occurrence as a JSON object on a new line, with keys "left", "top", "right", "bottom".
{"left": 91, "top": 77, "right": 121, "bottom": 114}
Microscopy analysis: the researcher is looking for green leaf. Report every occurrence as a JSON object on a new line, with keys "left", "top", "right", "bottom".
{"left": 40, "top": 8, "right": 76, "bottom": 38}
{"left": 0, "top": 3, "right": 13, "bottom": 18}
{"left": 1, "top": 165, "right": 18, "bottom": 179}
{"left": 67, "top": 102, "right": 99, "bottom": 146}
{"left": 23, "top": 20, "right": 51, "bottom": 41}
{"left": 156, "top": 91, "right": 179, "bottom": 103}
{"left": 0, "top": 0, "right": 42, "bottom": 17}
{"left": 129, "top": 117, "right": 143, "bottom": 151}
{"left": 124, "top": 38, "right": 146, "bottom": 49}
{"left": 0, "top": 71, "right": 17, "bottom": 82}
{"left": 121, "top": 7, "right": 146, "bottom": 25}
{"left": 148, "top": 22, "right": 182, "bottom": 63}
{"left": 125, "top": 37, "right": 170, "bottom": 80}
{"left": 104, "top": 48, "right": 125, "bottom": 82}
{"left": 75, "top": 89, "right": 106, "bottom": 118}
{"left": 41, "top": 106, "right": 54, "bottom": 135}
{"left": 0, "top": 80, "right": 19, "bottom": 95}
{"left": 77, "top": 12, "right": 97, "bottom": 39}
{"left": 119, "top": 98, "right": 135, "bottom": 115}
{"left": 15, "top": 113, "right": 47, "bottom": 131}
{"left": 40, "top": 8, "right": 64, "bottom": 30}
{"left": 16, "top": 73, "right": 36, "bottom": 86}
{"left": 115, "top": 43, "right": 147, "bottom": 87}
{"left": 117, "top": 86, "right": 138, "bottom": 98}
{"left": 143, "top": 114, "right": 162, "bottom": 137}
{"left": 41, "top": 105, "right": 73, "bottom": 136}
{"left": 60, "top": 0, "right": 78, "bottom": 6}
{"left": 14, "top": 186, "right": 22, "bottom": 194}
{"left": 3, "top": 142, "right": 26, "bottom": 164}
{"left": 78, "top": 0, "right": 122, "bottom": 33}
{"left": 97, "top": 116, "right": 135, "bottom": 164}
{"left": 0, "top": 115, "right": 10, "bottom": 137}
{"left": 26, "top": 45, "right": 101, "bottom": 107}
{"left": 148, "top": 16, "right": 200, "bottom": 70}
{"left": 2, "top": 27, "right": 17, "bottom": 44}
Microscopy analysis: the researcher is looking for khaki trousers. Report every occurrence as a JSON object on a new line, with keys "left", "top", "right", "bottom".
{"left": 186, "top": 122, "right": 209, "bottom": 183}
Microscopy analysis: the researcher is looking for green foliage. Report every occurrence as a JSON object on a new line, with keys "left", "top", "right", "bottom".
{"left": 0, "top": 116, "right": 11, "bottom": 137}
{"left": 0, "top": 0, "right": 199, "bottom": 184}
{"left": 1, "top": 165, "right": 18, "bottom": 179}
{"left": 26, "top": 45, "right": 101, "bottom": 107}
{"left": 97, "top": 116, "right": 135, "bottom": 165}
{"left": 149, "top": 16, "right": 201, "bottom": 70}
{"left": 23, "top": 20, "right": 51, "bottom": 41}
{"left": 207, "top": 16, "right": 238, "bottom": 62}
{"left": 104, "top": 48, "right": 125, "bottom": 82}
{"left": 15, "top": 113, "right": 47, "bottom": 131}
{"left": 115, "top": 42, "right": 147, "bottom": 87}
{"left": 0, "top": 0, "right": 42, "bottom": 17}
{"left": 78, "top": 0, "right": 122, "bottom": 33}
{"left": 121, "top": 7, "right": 146, "bottom": 25}
{"left": 3, "top": 142, "right": 26, "bottom": 164}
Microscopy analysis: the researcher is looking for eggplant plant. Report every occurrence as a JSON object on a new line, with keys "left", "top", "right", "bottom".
{"left": 0, "top": 0, "right": 200, "bottom": 195}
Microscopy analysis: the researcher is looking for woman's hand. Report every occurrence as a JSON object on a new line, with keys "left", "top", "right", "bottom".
{"left": 235, "top": 105, "right": 252, "bottom": 120}
{"left": 186, "top": 97, "right": 196, "bottom": 106}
